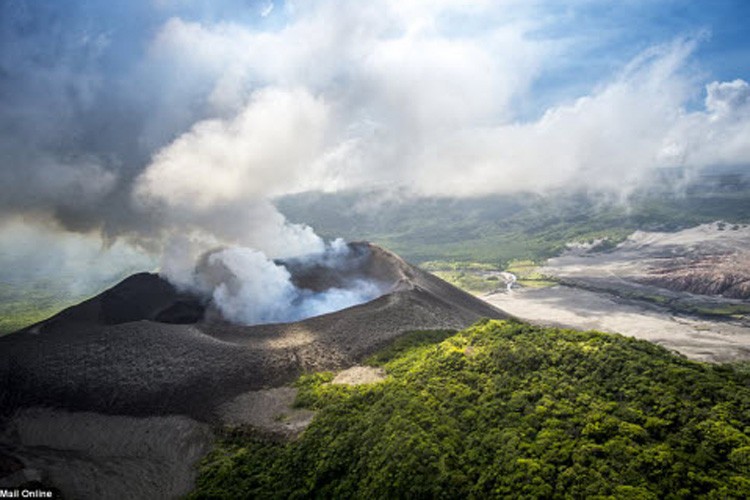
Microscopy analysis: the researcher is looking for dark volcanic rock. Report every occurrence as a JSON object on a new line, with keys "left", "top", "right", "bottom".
{"left": 98, "top": 273, "right": 201, "bottom": 324}
{"left": 638, "top": 256, "right": 750, "bottom": 300}
{"left": 28, "top": 272, "right": 206, "bottom": 330}
{"left": 0, "top": 243, "right": 509, "bottom": 420}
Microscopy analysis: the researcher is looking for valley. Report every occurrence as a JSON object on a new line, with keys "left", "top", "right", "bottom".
{"left": 486, "top": 222, "right": 750, "bottom": 363}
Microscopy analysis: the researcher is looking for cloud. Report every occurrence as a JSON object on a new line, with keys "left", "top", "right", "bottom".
{"left": 130, "top": 0, "right": 550, "bottom": 247}
{"left": 139, "top": 11, "right": 750, "bottom": 205}
{"left": 260, "top": 3, "right": 274, "bottom": 18}
{"left": 134, "top": 87, "right": 329, "bottom": 209}
{"left": 400, "top": 39, "right": 705, "bottom": 195}
{"left": 0, "top": 152, "right": 117, "bottom": 214}
{"left": 1, "top": 0, "right": 749, "bottom": 266}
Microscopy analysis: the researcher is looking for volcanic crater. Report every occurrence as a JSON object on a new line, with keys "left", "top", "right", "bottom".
{"left": 1, "top": 242, "right": 506, "bottom": 419}
{"left": 0, "top": 242, "right": 511, "bottom": 498}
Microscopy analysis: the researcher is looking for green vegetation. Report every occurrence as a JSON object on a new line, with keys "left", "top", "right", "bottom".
{"left": 277, "top": 185, "right": 750, "bottom": 265}
{"left": 365, "top": 329, "right": 457, "bottom": 366}
{"left": 727, "top": 361, "right": 750, "bottom": 379}
{"left": 190, "top": 320, "right": 750, "bottom": 499}
{"left": 0, "top": 282, "right": 72, "bottom": 335}
{"left": 421, "top": 260, "right": 556, "bottom": 294}
{"left": 506, "top": 259, "right": 557, "bottom": 288}
{"left": 686, "top": 304, "right": 750, "bottom": 319}
{"left": 0, "top": 304, "right": 61, "bottom": 335}
{"left": 421, "top": 262, "right": 502, "bottom": 293}
{"left": 553, "top": 277, "right": 750, "bottom": 322}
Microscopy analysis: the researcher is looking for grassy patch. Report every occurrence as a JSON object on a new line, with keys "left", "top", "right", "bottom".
{"left": 505, "top": 259, "right": 538, "bottom": 275}
{"left": 0, "top": 306, "right": 63, "bottom": 335}
{"left": 431, "top": 270, "right": 498, "bottom": 293}
{"left": 421, "top": 259, "right": 558, "bottom": 293}
{"left": 686, "top": 304, "right": 750, "bottom": 319}
{"left": 516, "top": 279, "right": 558, "bottom": 289}
{"left": 507, "top": 259, "right": 557, "bottom": 289}
{"left": 365, "top": 329, "right": 456, "bottom": 366}
{"left": 421, "top": 261, "right": 503, "bottom": 293}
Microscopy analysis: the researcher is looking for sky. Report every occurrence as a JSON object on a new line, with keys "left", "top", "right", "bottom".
{"left": 0, "top": 0, "right": 749, "bottom": 286}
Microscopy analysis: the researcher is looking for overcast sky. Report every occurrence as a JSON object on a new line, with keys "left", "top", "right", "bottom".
{"left": 1, "top": 0, "right": 749, "bottom": 279}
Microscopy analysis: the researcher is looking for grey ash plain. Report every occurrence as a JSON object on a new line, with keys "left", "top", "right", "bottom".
{"left": 486, "top": 223, "right": 750, "bottom": 363}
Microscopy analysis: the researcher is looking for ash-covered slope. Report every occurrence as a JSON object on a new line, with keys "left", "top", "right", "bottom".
{"left": 0, "top": 242, "right": 507, "bottom": 419}
{"left": 30, "top": 272, "right": 206, "bottom": 328}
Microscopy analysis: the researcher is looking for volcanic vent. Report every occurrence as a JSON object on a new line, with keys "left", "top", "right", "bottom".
{"left": 191, "top": 239, "right": 395, "bottom": 326}
{"left": 0, "top": 242, "right": 508, "bottom": 418}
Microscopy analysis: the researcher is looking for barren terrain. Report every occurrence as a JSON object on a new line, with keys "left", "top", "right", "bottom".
{"left": 548, "top": 222, "right": 750, "bottom": 300}
{"left": 485, "top": 223, "right": 750, "bottom": 363}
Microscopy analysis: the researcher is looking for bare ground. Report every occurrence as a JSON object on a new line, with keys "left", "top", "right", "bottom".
{"left": 485, "top": 223, "right": 750, "bottom": 363}
{"left": 213, "top": 366, "right": 387, "bottom": 442}
{"left": 485, "top": 286, "right": 750, "bottom": 363}
{"left": 545, "top": 222, "right": 750, "bottom": 309}
{"left": 215, "top": 387, "right": 314, "bottom": 440}
{"left": 331, "top": 366, "right": 387, "bottom": 385}
{"left": 0, "top": 408, "right": 213, "bottom": 499}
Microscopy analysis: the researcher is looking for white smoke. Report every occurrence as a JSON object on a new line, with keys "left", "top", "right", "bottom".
{"left": 162, "top": 239, "right": 387, "bottom": 325}
{"left": 200, "top": 247, "right": 297, "bottom": 324}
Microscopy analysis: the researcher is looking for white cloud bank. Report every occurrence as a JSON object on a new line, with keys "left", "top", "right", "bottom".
{"left": 134, "top": 3, "right": 750, "bottom": 241}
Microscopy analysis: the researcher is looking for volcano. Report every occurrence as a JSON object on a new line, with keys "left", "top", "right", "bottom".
{"left": 1, "top": 243, "right": 506, "bottom": 417}
{"left": 0, "top": 243, "right": 507, "bottom": 498}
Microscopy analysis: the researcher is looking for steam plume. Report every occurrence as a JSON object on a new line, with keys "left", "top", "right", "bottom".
{"left": 164, "top": 239, "right": 387, "bottom": 325}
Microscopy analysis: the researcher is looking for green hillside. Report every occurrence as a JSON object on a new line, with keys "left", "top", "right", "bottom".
{"left": 277, "top": 183, "right": 750, "bottom": 266}
{"left": 0, "top": 282, "right": 74, "bottom": 335}
{"left": 190, "top": 320, "right": 750, "bottom": 499}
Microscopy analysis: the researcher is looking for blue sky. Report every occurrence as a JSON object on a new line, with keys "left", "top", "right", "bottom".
{"left": 514, "top": 0, "right": 750, "bottom": 116}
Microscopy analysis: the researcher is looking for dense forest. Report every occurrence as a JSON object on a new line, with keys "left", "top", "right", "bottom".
{"left": 190, "top": 320, "right": 750, "bottom": 499}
